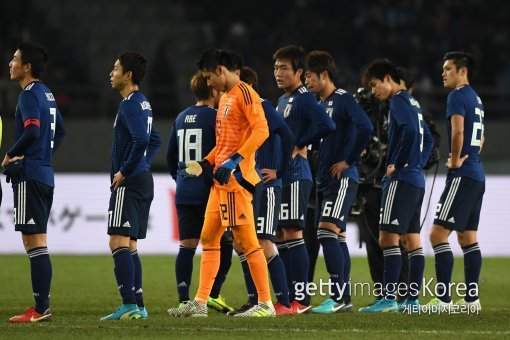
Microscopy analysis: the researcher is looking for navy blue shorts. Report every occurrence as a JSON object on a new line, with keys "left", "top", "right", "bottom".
{"left": 254, "top": 185, "right": 282, "bottom": 240}
{"left": 107, "top": 171, "right": 154, "bottom": 240}
{"left": 278, "top": 180, "right": 312, "bottom": 230}
{"left": 13, "top": 180, "right": 54, "bottom": 234}
{"left": 379, "top": 180, "right": 424, "bottom": 234}
{"left": 433, "top": 176, "right": 485, "bottom": 232}
{"left": 176, "top": 204, "right": 206, "bottom": 240}
{"left": 317, "top": 177, "right": 358, "bottom": 232}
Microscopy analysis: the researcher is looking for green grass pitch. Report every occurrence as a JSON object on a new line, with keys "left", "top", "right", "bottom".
{"left": 1, "top": 255, "right": 509, "bottom": 339}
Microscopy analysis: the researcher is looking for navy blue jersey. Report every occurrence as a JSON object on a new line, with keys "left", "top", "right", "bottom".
{"left": 10, "top": 81, "right": 64, "bottom": 187}
{"left": 256, "top": 99, "right": 294, "bottom": 189}
{"left": 167, "top": 105, "right": 216, "bottom": 205}
{"left": 316, "top": 88, "right": 373, "bottom": 191}
{"left": 386, "top": 90, "right": 433, "bottom": 188}
{"left": 446, "top": 85, "right": 485, "bottom": 181}
{"left": 276, "top": 85, "right": 335, "bottom": 184}
{"left": 111, "top": 91, "right": 160, "bottom": 182}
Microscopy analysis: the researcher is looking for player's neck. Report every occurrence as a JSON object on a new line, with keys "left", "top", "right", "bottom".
{"left": 196, "top": 99, "right": 214, "bottom": 108}
{"left": 455, "top": 79, "right": 469, "bottom": 89}
{"left": 319, "top": 83, "right": 336, "bottom": 102}
{"left": 285, "top": 82, "right": 303, "bottom": 96}
{"left": 19, "top": 76, "right": 38, "bottom": 89}
{"left": 390, "top": 83, "right": 406, "bottom": 97}
{"left": 120, "top": 84, "right": 139, "bottom": 98}
{"left": 224, "top": 74, "right": 240, "bottom": 93}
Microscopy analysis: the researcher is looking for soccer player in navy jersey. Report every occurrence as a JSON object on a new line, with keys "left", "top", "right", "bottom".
{"left": 273, "top": 45, "right": 336, "bottom": 313}
{"left": 424, "top": 52, "right": 485, "bottom": 312}
{"left": 4, "top": 42, "right": 65, "bottom": 323}
{"left": 305, "top": 51, "right": 373, "bottom": 313}
{"left": 228, "top": 66, "right": 295, "bottom": 315}
{"left": 167, "top": 72, "right": 234, "bottom": 313}
{"left": 359, "top": 59, "right": 433, "bottom": 313}
{"left": 101, "top": 52, "right": 162, "bottom": 320}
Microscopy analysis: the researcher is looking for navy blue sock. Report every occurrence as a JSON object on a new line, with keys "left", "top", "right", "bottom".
{"left": 433, "top": 243, "right": 454, "bottom": 303}
{"left": 28, "top": 247, "right": 52, "bottom": 314}
{"left": 287, "top": 238, "right": 310, "bottom": 305}
{"left": 210, "top": 241, "right": 233, "bottom": 299}
{"left": 462, "top": 243, "right": 482, "bottom": 302}
{"left": 338, "top": 236, "right": 351, "bottom": 304}
{"left": 318, "top": 230, "right": 344, "bottom": 301}
{"left": 276, "top": 241, "right": 294, "bottom": 301}
{"left": 383, "top": 246, "right": 402, "bottom": 301}
{"left": 112, "top": 247, "right": 135, "bottom": 305}
{"left": 131, "top": 250, "right": 144, "bottom": 307}
{"left": 267, "top": 254, "right": 290, "bottom": 307}
{"left": 407, "top": 247, "right": 425, "bottom": 301}
{"left": 239, "top": 253, "right": 257, "bottom": 304}
{"left": 175, "top": 245, "right": 196, "bottom": 302}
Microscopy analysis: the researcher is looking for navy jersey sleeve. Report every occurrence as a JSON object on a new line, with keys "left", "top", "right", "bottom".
{"left": 52, "top": 108, "right": 66, "bottom": 153}
{"left": 146, "top": 124, "right": 161, "bottom": 165}
{"left": 421, "top": 120, "right": 433, "bottom": 167}
{"left": 390, "top": 96, "right": 416, "bottom": 169}
{"left": 446, "top": 91, "right": 465, "bottom": 118}
{"left": 296, "top": 94, "right": 335, "bottom": 148}
{"left": 7, "top": 91, "right": 40, "bottom": 157}
{"left": 263, "top": 100, "right": 294, "bottom": 176}
{"left": 166, "top": 121, "right": 179, "bottom": 180}
{"left": 342, "top": 96, "right": 373, "bottom": 165}
{"left": 119, "top": 100, "right": 149, "bottom": 177}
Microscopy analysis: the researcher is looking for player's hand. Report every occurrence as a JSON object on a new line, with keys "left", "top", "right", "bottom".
{"left": 112, "top": 171, "right": 125, "bottom": 190}
{"left": 2, "top": 159, "right": 25, "bottom": 184}
{"left": 386, "top": 164, "right": 396, "bottom": 176}
{"left": 261, "top": 168, "right": 277, "bottom": 183}
{"left": 446, "top": 153, "right": 468, "bottom": 169}
{"left": 2, "top": 154, "right": 24, "bottom": 167}
{"left": 291, "top": 146, "right": 308, "bottom": 160}
{"left": 215, "top": 153, "right": 243, "bottom": 185}
{"left": 330, "top": 161, "right": 350, "bottom": 180}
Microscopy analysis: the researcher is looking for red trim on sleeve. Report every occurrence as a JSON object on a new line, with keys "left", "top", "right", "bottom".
{"left": 23, "top": 119, "right": 40, "bottom": 128}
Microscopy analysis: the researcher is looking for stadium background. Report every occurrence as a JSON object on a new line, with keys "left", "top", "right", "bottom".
{"left": 0, "top": 0, "right": 509, "bottom": 255}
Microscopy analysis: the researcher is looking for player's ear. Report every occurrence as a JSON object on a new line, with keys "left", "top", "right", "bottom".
{"left": 124, "top": 70, "right": 133, "bottom": 81}
{"left": 295, "top": 67, "right": 303, "bottom": 78}
{"left": 23, "top": 62, "right": 32, "bottom": 75}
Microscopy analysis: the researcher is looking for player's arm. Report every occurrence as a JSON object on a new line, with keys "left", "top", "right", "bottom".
{"left": 421, "top": 120, "right": 434, "bottom": 168}
{"left": 3, "top": 91, "right": 40, "bottom": 166}
{"left": 261, "top": 101, "right": 295, "bottom": 181}
{"left": 166, "top": 122, "right": 179, "bottom": 180}
{"left": 52, "top": 108, "right": 66, "bottom": 154}
{"left": 295, "top": 94, "right": 335, "bottom": 149}
{"left": 331, "top": 99, "right": 373, "bottom": 179}
{"left": 337, "top": 98, "right": 373, "bottom": 166}
{"left": 448, "top": 114, "right": 467, "bottom": 169}
{"left": 390, "top": 97, "right": 415, "bottom": 171}
{"left": 146, "top": 123, "right": 161, "bottom": 166}
{"left": 237, "top": 94, "right": 269, "bottom": 158}
{"left": 118, "top": 101, "right": 149, "bottom": 178}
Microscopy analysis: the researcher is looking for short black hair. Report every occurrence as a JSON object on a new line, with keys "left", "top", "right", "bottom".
{"left": 196, "top": 48, "right": 243, "bottom": 72}
{"left": 273, "top": 45, "right": 307, "bottom": 73}
{"left": 190, "top": 71, "right": 212, "bottom": 101}
{"left": 363, "top": 58, "right": 400, "bottom": 86}
{"left": 307, "top": 50, "right": 337, "bottom": 81}
{"left": 396, "top": 66, "right": 415, "bottom": 90}
{"left": 117, "top": 51, "right": 147, "bottom": 85}
{"left": 240, "top": 66, "right": 259, "bottom": 92}
{"left": 17, "top": 41, "right": 48, "bottom": 79}
{"left": 443, "top": 51, "right": 474, "bottom": 79}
